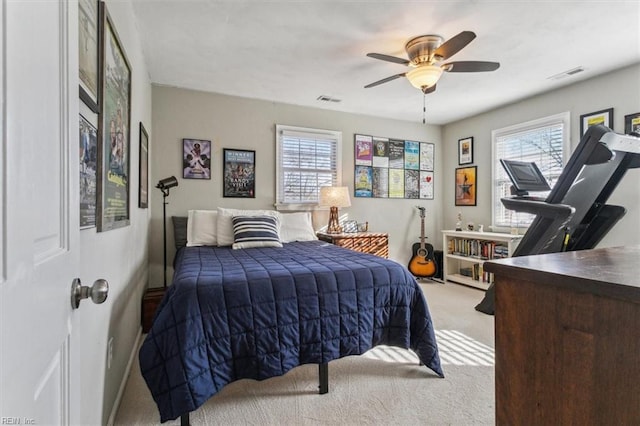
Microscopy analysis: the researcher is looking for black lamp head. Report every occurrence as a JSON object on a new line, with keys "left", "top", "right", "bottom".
{"left": 156, "top": 176, "right": 178, "bottom": 190}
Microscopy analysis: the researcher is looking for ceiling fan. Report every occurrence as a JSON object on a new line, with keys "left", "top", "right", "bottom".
{"left": 364, "top": 31, "right": 500, "bottom": 94}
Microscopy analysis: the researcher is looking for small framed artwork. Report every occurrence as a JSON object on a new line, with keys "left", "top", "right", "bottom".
{"left": 223, "top": 149, "right": 256, "bottom": 198}
{"left": 624, "top": 112, "right": 640, "bottom": 135}
{"left": 343, "top": 220, "right": 358, "bottom": 233}
{"left": 79, "top": 0, "right": 101, "bottom": 113}
{"left": 183, "top": 138, "right": 211, "bottom": 179}
{"left": 80, "top": 114, "right": 97, "bottom": 228}
{"left": 580, "top": 108, "right": 613, "bottom": 136}
{"left": 455, "top": 166, "right": 477, "bottom": 206}
{"left": 458, "top": 137, "right": 473, "bottom": 165}
{"left": 138, "top": 123, "right": 149, "bottom": 208}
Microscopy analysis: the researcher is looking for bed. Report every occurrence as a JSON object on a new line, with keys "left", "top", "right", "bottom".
{"left": 139, "top": 209, "right": 444, "bottom": 423}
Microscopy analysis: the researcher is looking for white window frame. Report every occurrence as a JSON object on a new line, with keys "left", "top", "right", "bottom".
{"left": 491, "top": 112, "right": 571, "bottom": 231}
{"left": 275, "top": 124, "right": 342, "bottom": 211}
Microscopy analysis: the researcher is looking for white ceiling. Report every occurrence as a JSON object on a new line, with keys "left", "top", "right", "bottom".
{"left": 130, "top": 1, "right": 640, "bottom": 125}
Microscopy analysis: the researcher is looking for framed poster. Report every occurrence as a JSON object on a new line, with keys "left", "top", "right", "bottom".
{"left": 580, "top": 108, "right": 613, "bottom": 136}
{"left": 372, "top": 167, "right": 389, "bottom": 198}
{"left": 80, "top": 114, "right": 97, "bottom": 228}
{"left": 455, "top": 166, "right": 477, "bottom": 206}
{"left": 138, "top": 123, "right": 149, "bottom": 208}
{"left": 96, "top": 3, "right": 131, "bottom": 232}
{"left": 354, "top": 133, "right": 436, "bottom": 199}
{"left": 419, "top": 171, "right": 434, "bottom": 200}
{"left": 624, "top": 112, "right": 640, "bottom": 134}
{"left": 405, "top": 169, "right": 420, "bottom": 198}
{"left": 223, "top": 149, "right": 256, "bottom": 198}
{"left": 458, "top": 137, "right": 474, "bottom": 165}
{"left": 355, "top": 134, "right": 373, "bottom": 165}
{"left": 388, "top": 140, "right": 404, "bottom": 169}
{"left": 420, "top": 142, "right": 434, "bottom": 171}
{"left": 389, "top": 168, "right": 404, "bottom": 198}
{"left": 78, "top": 0, "right": 101, "bottom": 112}
{"left": 355, "top": 165, "right": 373, "bottom": 197}
{"left": 183, "top": 138, "right": 211, "bottom": 179}
{"left": 372, "top": 137, "right": 389, "bottom": 168}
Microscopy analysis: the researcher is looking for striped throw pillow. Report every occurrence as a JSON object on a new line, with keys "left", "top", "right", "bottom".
{"left": 231, "top": 215, "right": 283, "bottom": 249}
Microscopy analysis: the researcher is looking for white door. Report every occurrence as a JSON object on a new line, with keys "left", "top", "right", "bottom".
{"left": 0, "top": 1, "right": 100, "bottom": 424}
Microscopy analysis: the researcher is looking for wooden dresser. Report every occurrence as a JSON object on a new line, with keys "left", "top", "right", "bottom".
{"left": 317, "top": 232, "right": 389, "bottom": 258}
{"left": 484, "top": 246, "right": 640, "bottom": 425}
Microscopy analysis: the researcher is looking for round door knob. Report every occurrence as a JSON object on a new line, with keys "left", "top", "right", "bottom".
{"left": 71, "top": 278, "right": 109, "bottom": 309}
{"left": 90, "top": 279, "right": 109, "bottom": 304}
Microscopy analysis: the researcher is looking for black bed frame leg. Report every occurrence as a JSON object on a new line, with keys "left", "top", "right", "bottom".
{"left": 318, "top": 362, "right": 328, "bottom": 394}
{"left": 181, "top": 413, "right": 190, "bottom": 426}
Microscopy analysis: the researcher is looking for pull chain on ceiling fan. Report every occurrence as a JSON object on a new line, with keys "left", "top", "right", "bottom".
{"left": 365, "top": 31, "right": 500, "bottom": 95}
{"left": 423, "top": 93, "right": 426, "bottom": 124}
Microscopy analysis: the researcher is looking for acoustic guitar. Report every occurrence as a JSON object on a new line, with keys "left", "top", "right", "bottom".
{"left": 408, "top": 206, "right": 437, "bottom": 278}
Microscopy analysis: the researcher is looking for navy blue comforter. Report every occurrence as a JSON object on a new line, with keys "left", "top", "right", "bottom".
{"left": 139, "top": 241, "right": 443, "bottom": 422}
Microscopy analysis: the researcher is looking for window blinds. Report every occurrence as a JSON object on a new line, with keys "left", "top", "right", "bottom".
{"left": 493, "top": 119, "right": 566, "bottom": 227}
{"left": 276, "top": 127, "right": 341, "bottom": 206}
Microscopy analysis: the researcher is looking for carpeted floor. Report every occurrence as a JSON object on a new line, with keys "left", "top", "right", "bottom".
{"left": 114, "top": 282, "right": 495, "bottom": 425}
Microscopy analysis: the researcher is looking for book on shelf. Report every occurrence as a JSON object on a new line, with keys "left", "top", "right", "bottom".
{"left": 447, "top": 237, "right": 509, "bottom": 260}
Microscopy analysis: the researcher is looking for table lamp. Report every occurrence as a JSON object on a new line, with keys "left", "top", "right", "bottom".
{"left": 319, "top": 186, "right": 351, "bottom": 234}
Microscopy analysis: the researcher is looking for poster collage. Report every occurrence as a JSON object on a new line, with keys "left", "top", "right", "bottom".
{"left": 354, "top": 134, "right": 434, "bottom": 199}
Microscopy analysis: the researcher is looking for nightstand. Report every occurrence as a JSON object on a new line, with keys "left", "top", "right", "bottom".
{"left": 141, "top": 287, "right": 166, "bottom": 333}
{"left": 317, "top": 232, "right": 389, "bottom": 258}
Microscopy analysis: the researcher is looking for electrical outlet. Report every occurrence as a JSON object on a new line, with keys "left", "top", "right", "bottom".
{"left": 107, "top": 337, "right": 114, "bottom": 369}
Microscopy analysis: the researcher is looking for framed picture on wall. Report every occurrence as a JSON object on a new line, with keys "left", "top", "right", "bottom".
{"left": 80, "top": 114, "right": 97, "bottom": 228}
{"left": 183, "top": 138, "right": 212, "bottom": 179}
{"left": 79, "top": 0, "right": 101, "bottom": 112}
{"left": 624, "top": 112, "right": 640, "bottom": 134}
{"left": 223, "top": 149, "right": 256, "bottom": 198}
{"left": 455, "top": 166, "right": 477, "bottom": 206}
{"left": 458, "top": 137, "right": 473, "bottom": 165}
{"left": 580, "top": 108, "right": 613, "bottom": 136}
{"left": 96, "top": 2, "right": 131, "bottom": 232}
{"left": 139, "top": 123, "right": 149, "bottom": 208}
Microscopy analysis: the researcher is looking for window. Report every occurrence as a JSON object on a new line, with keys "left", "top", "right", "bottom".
{"left": 275, "top": 125, "right": 342, "bottom": 210}
{"left": 492, "top": 112, "right": 570, "bottom": 229}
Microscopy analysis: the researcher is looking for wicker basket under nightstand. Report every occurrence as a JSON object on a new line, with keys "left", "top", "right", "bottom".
{"left": 317, "top": 232, "right": 389, "bottom": 258}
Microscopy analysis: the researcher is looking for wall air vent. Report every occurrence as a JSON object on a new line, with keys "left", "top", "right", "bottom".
{"left": 316, "top": 95, "right": 342, "bottom": 103}
{"left": 547, "top": 66, "right": 585, "bottom": 80}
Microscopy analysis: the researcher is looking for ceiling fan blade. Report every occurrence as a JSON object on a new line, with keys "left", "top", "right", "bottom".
{"left": 443, "top": 61, "right": 500, "bottom": 72}
{"left": 366, "top": 52, "right": 410, "bottom": 65}
{"left": 434, "top": 31, "right": 476, "bottom": 60}
{"left": 364, "top": 73, "right": 407, "bottom": 88}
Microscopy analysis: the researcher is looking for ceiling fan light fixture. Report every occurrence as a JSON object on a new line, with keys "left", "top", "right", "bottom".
{"left": 406, "top": 65, "right": 443, "bottom": 90}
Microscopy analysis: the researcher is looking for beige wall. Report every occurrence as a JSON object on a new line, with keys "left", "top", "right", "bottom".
{"left": 150, "top": 63, "right": 640, "bottom": 289}
{"left": 150, "top": 86, "right": 443, "bottom": 285}
{"left": 442, "top": 63, "right": 640, "bottom": 248}
{"left": 77, "top": 1, "right": 153, "bottom": 424}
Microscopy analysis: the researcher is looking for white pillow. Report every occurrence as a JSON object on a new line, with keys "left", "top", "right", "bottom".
{"left": 279, "top": 212, "right": 317, "bottom": 242}
{"left": 216, "top": 207, "right": 281, "bottom": 246}
{"left": 186, "top": 209, "right": 218, "bottom": 246}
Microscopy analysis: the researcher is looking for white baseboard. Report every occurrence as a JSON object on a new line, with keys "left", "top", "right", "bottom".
{"left": 107, "top": 327, "right": 143, "bottom": 426}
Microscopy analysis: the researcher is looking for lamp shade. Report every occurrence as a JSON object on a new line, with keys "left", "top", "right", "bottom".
{"left": 406, "top": 64, "right": 443, "bottom": 90}
{"left": 319, "top": 186, "right": 351, "bottom": 208}
{"left": 156, "top": 175, "right": 178, "bottom": 190}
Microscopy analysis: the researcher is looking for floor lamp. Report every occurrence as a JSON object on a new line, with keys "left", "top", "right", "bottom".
{"left": 156, "top": 176, "right": 179, "bottom": 288}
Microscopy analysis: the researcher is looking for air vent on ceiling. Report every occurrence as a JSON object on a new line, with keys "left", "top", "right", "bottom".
{"left": 316, "top": 95, "right": 342, "bottom": 103}
{"left": 547, "top": 66, "right": 585, "bottom": 80}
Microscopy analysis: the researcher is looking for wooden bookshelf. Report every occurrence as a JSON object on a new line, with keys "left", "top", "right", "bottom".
{"left": 442, "top": 230, "right": 522, "bottom": 290}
